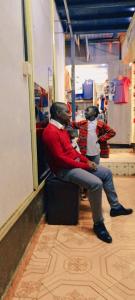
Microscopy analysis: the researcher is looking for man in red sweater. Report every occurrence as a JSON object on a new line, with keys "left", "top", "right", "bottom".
{"left": 42, "top": 102, "right": 133, "bottom": 244}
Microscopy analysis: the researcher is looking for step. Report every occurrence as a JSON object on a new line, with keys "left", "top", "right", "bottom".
{"left": 110, "top": 148, "right": 133, "bottom": 153}
{"left": 100, "top": 152, "right": 135, "bottom": 176}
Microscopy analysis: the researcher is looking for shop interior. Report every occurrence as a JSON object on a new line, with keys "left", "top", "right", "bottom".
{"left": 35, "top": 62, "right": 134, "bottom": 181}
{"left": 65, "top": 63, "right": 132, "bottom": 123}
{"left": 64, "top": 62, "right": 135, "bottom": 171}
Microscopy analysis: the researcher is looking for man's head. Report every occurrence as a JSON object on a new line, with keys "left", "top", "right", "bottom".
{"left": 50, "top": 102, "right": 71, "bottom": 126}
{"left": 85, "top": 106, "right": 99, "bottom": 121}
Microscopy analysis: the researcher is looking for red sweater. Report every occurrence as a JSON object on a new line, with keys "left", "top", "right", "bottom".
{"left": 42, "top": 123, "right": 90, "bottom": 174}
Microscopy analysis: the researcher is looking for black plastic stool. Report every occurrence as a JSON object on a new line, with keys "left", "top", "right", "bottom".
{"left": 44, "top": 175, "right": 80, "bottom": 225}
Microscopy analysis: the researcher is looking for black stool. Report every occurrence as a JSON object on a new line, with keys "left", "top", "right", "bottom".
{"left": 44, "top": 175, "right": 80, "bottom": 225}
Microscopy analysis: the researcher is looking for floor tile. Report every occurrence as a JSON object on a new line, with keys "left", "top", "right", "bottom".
{"left": 3, "top": 177, "right": 135, "bottom": 300}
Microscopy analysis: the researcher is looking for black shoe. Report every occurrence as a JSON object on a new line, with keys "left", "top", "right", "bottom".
{"left": 93, "top": 222, "right": 112, "bottom": 243}
{"left": 110, "top": 205, "right": 133, "bottom": 217}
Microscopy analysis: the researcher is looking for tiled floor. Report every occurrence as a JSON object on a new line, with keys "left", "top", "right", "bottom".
{"left": 100, "top": 152, "right": 135, "bottom": 176}
{"left": 4, "top": 177, "right": 135, "bottom": 300}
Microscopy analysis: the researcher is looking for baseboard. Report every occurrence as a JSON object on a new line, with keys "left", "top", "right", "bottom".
{"left": 109, "top": 144, "right": 132, "bottom": 148}
{"left": 0, "top": 188, "right": 45, "bottom": 299}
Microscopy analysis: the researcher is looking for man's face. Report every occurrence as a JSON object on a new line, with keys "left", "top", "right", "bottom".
{"left": 57, "top": 104, "right": 72, "bottom": 126}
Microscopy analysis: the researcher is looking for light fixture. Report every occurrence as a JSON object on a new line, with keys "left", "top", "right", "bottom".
{"left": 129, "top": 7, "right": 135, "bottom": 12}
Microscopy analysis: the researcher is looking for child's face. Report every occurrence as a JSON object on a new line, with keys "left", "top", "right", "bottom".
{"left": 85, "top": 108, "right": 96, "bottom": 121}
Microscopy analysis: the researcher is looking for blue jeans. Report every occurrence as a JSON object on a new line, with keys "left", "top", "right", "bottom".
{"left": 57, "top": 165, "right": 119, "bottom": 224}
{"left": 86, "top": 154, "right": 100, "bottom": 165}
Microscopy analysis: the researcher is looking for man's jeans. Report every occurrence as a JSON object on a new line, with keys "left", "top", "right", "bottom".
{"left": 86, "top": 154, "right": 100, "bottom": 165}
{"left": 57, "top": 165, "right": 119, "bottom": 224}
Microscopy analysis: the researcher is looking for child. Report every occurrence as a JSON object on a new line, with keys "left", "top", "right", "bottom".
{"left": 66, "top": 126, "right": 80, "bottom": 153}
{"left": 72, "top": 105, "right": 116, "bottom": 164}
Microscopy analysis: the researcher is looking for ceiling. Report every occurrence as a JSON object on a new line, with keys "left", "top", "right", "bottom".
{"left": 54, "top": 0, "right": 135, "bottom": 43}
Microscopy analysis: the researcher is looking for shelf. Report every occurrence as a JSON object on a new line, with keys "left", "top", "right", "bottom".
{"left": 69, "top": 99, "right": 93, "bottom": 103}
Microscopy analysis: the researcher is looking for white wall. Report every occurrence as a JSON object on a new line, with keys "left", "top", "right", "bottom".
{"left": 108, "top": 61, "right": 131, "bottom": 144}
{"left": 31, "top": 0, "right": 53, "bottom": 90}
{"left": 122, "top": 12, "right": 135, "bottom": 63}
{"left": 0, "top": 1, "right": 33, "bottom": 228}
{"left": 54, "top": 4, "right": 65, "bottom": 101}
{"left": 108, "top": 101, "right": 131, "bottom": 144}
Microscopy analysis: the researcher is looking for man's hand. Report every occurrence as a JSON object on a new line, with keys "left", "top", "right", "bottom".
{"left": 88, "top": 160, "right": 97, "bottom": 170}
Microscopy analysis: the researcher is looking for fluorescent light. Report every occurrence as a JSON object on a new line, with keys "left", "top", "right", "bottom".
{"left": 129, "top": 7, "right": 135, "bottom": 12}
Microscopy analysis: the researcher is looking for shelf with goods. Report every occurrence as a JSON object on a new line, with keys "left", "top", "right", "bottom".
{"left": 75, "top": 99, "right": 93, "bottom": 110}
{"left": 69, "top": 99, "right": 93, "bottom": 112}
